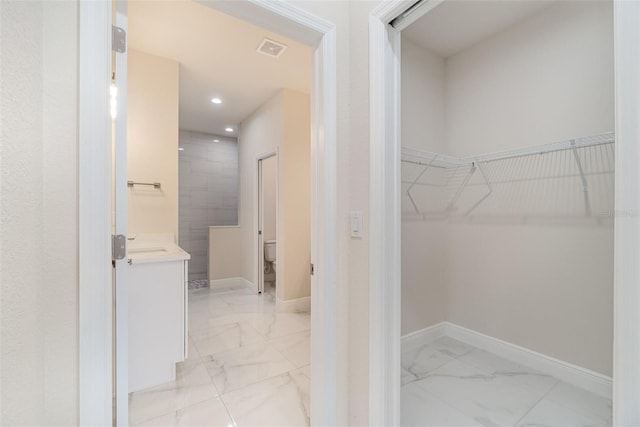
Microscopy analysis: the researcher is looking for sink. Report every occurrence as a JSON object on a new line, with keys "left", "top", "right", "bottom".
{"left": 126, "top": 237, "right": 190, "bottom": 264}
{"left": 128, "top": 247, "right": 168, "bottom": 255}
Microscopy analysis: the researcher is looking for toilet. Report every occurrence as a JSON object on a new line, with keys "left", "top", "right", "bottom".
{"left": 264, "top": 240, "right": 276, "bottom": 271}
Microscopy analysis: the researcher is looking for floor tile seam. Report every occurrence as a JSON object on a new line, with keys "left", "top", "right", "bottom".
{"left": 128, "top": 388, "right": 218, "bottom": 426}
{"left": 293, "top": 364, "right": 311, "bottom": 380}
{"left": 215, "top": 363, "right": 297, "bottom": 400}
{"left": 248, "top": 318, "right": 309, "bottom": 341}
{"left": 188, "top": 315, "right": 255, "bottom": 333}
{"left": 509, "top": 382, "right": 557, "bottom": 427}
{"left": 541, "top": 383, "right": 612, "bottom": 425}
{"left": 187, "top": 337, "right": 203, "bottom": 361}
{"left": 268, "top": 337, "right": 308, "bottom": 369}
{"left": 189, "top": 291, "right": 237, "bottom": 301}
{"left": 218, "top": 388, "right": 243, "bottom": 427}
{"left": 201, "top": 340, "right": 295, "bottom": 373}
{"left": 131, "top": 396, "right": 228, "bottom": 427}
{"left": 197, "top": 340, "right": 271, "bottom": 361}
{"left": 191, "top": 319, "right": 267, "bottom": 346}
{"left": 410, "top": 381, "right": 484, "bottom": 425}
{"left": 218, "top": 393, "right": 240, "bottom": 427}
{"left": 198, "top": 336, "right": 277, "bottom": 365}
{"left": 266, "top": 328, "right": 311, "bottom": 344}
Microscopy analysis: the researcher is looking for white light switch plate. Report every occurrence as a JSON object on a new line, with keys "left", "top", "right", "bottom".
{"left": 350, "top": 211, "right": 363, "bottom": 238}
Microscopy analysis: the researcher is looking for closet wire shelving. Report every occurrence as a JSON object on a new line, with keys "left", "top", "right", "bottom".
{"left": 401, "top": 132, "right": 615, "bottom": 223}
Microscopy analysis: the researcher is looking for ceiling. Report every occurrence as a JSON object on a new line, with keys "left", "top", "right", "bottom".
{"left": 128, "top": 0, "right": 312, "bottom": 136}
{"left": 403, "top": 0, "right": 557, "bottom": 58}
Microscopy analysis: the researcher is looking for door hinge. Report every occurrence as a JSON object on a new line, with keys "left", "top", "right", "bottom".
{"left": 112, "top": 25, "right": 126, "bottom": 53}
{"left": 258, "top": 230, "right": 262, "bottom": 235}
{"left": 112, "top": 234, "right": 127, "bottom": 261}
{"left": 310, "top": 263, "right": 315, "bottom": 276}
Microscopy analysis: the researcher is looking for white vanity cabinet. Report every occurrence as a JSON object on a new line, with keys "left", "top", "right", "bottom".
{"left": 127, "top": 239, "right": 190, "bottom": 393}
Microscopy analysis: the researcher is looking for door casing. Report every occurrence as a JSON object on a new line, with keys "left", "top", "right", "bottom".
{"left": 257, "top": 152, "right": 277, "bottom": 295}
{"left": 368, "top": 1, "right": 640, "bottom": 425}
{"left": 78, "top": 1, "right": 340, "bottom": 425}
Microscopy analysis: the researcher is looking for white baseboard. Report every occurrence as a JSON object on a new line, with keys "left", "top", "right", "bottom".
{"left": 401, "top": 322, "right": 447, "bottom": 351}
{"left": 208, "top": 277, "right": 257, "bottom": 293}
{"left": 401, "top": 321, "right": 612, "bottom": 399}
{"left": 276, "top": 296, "right": 311, "bottom": 313}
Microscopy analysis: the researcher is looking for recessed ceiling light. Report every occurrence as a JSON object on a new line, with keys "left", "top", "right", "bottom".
{"left": 211, "top": 97, "right": 222, "bottom": 104}
{"left": 178, "top": 147, "right": 184, "bottom": 151}
{"left": 225, "top": 127, "right": 234, "bottom": 132}
{"left": 213, "top": 139, "right": 220, "bottom": 143}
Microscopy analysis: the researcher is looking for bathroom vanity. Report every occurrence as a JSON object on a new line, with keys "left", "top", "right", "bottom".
{"left": 127, "top": 235, "right": 190, "bottom": 392}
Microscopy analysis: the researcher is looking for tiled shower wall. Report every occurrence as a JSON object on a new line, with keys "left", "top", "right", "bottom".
{"left": 179, "top": 130, "right": 238, "bottom": 281}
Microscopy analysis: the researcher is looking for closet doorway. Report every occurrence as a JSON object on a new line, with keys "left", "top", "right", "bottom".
{"left": 369, "top": 0, "right": 640, "bottom": 425}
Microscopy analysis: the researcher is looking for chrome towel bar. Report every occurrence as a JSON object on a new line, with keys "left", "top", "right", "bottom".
{"left": 127, "top": 181, "right": 161, "bottom": 189}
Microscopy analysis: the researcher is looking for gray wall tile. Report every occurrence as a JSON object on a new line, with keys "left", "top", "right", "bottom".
{"left": 178, "top": 130, "right": 238, "bottom": 280}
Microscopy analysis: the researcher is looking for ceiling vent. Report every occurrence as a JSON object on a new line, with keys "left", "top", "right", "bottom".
{"left": 257, "top": 38, "right": 287, "bottom": 58}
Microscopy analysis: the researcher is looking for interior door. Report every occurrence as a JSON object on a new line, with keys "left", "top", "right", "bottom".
{"left": 112, "top": 0, "right": 129, "bottom": 424}
{"left": 258, "top": 158, "right": 265, "bottom": 294}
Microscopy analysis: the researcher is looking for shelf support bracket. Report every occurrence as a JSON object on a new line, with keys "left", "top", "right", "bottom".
{"left": 406, "top": 156, "right": 436, "bottom": 215}
{"left": 465, "top": 160, "right": 494, "bottom": 216}
{"left": 570, "top": 139, "right": 591, "bottom": 216}
{"left": 447, "top": 163, "right": 476, "bottom": 212}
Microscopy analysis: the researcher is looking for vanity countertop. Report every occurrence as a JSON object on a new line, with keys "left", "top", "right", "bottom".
{"left": 127, "top": 234, "right": 191, "bottom": 264}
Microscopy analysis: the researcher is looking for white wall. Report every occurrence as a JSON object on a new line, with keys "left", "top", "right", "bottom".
{"left": 238, "top": 89, "right": 311, "bottom": 302}
{"left": 209, "top": 227, "right": 243, "bottom": 280}
{"left": 0, "top": 1, "right": 78, "bottom": 424}
{"left": 401, "top": 1, "right": 614, "bottom": 376}
{"left": 401, "top": 40, "right": 449, "bottom": 334}
{"left": 445, "top": 1, "right": 614, "bottom": 156}
{"left": 280, "top": 90, "right": 311, "bottom": 301}
{"left": 128, "top": 49, "right": 180, "bottom": 240}
{"left": 239, "top": 91, "right": 283, "bottom": 284}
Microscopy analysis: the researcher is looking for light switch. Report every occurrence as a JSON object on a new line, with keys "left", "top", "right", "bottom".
{"left": 350, "top": 211, "right": 363, "bottom": 238}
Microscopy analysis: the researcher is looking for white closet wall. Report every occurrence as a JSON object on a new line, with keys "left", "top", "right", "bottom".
{"left": 402, "top": 1, "right": 614, "bottom": 376}
{"left": 401, "top": 41, "right": 448, "bottom": 332}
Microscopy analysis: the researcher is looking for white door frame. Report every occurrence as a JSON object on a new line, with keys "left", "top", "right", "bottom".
{"left": 78, "top": 1, "right": 339, "bottom": 425}
{"left": 368, "top": 1, "right": 640, "bottom": 426}
{"left": 257, "top": 151, "right": 277, "bottom": 295}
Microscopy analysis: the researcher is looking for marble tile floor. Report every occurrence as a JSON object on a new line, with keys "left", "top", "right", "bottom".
{"left": 402, "top": 336, "right": 612, "bottom": 427}
{"left": 129, "top": 280, "right": 310, "bottom": 426}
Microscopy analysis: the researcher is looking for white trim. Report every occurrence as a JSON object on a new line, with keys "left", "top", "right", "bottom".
{"left": 113, "top": 0, "right": 129, "bottom": 423}
{"left": 197, "top": 0, "right": 333, "bottom": 46}
{"left": 79, "top": 1, "right": 340, "bottom": 425}
{"left": 613, "top": 2, "right": 640, "bottom": 423}
{"left": 444, "top": 323, "right": 612, "bottom": 399}
{"left": 400, "top": 322, "right": 447, "bottom": 351}
{"left": 276, "top": 296, "right": 311, "bottom": 313}
{"left": 78, "top": 0, "right": 113, "bottom": 425}
{"left": 369, "top": 3, "right": 404, "bottom": 426}
{"left": 371, "top": 0, "right": 640, "bottom": 423}
{"left": 256, "top": 151, "right": 277, "bottom": 295}
{"left": 309, "top": 25, "right": 340, "bottom": 427}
